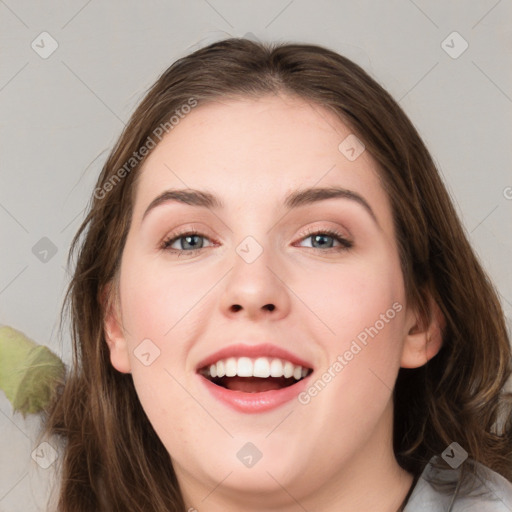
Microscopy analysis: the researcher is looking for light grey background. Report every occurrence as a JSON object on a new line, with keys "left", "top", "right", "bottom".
{"left": 1, "top": 1, "right": 511, "bottom": 510}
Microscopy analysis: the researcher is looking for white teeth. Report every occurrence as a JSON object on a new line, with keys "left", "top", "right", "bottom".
{"left": 225, "top": 357, "right": 237, "bottom": 377}
{"left": 237, "top": 357, "right": 253, "bottom": 377}
{"left": 283, "top": 361, "right": 294, "bottom": 379}
{"left": 253, "top": 357, "right": 270, "bottom": 378}
{"left": 203, "top": 356, "right": 310, "bottom": 380}
{"left": 269, "top": 358, "right": 283, "bottom": 377}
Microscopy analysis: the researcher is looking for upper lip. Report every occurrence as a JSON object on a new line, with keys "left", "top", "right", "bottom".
{"left": 195, "top": 343, "right": 314, "bottom": 371}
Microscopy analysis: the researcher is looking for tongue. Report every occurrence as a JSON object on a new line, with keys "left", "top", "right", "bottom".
{"left": 220, "top": 376, "right": 295, "bottom": 393}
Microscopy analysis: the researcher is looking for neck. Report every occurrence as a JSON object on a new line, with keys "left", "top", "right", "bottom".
{"left": 178, "top": 403, "right": 415, "bottom": 511}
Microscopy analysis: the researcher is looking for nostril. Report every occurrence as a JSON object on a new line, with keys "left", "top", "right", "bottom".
{"left": 229, "top": 304, "right": 276, "bottom": 312}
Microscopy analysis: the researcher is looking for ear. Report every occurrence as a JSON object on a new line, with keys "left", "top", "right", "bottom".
{"left": 400, "top": 294, "right": 445, "bottom": 369}
{"left": 102, "top": 284, "right": 131, "bottom": 374}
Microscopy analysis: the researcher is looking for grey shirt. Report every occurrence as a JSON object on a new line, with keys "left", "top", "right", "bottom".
{"left": 404, "top": 456, "right": 512, "bottom": 511}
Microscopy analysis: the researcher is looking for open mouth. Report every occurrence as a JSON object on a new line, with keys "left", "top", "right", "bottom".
{"left": 199, "top": 356, "right": 313, "bottom": 393}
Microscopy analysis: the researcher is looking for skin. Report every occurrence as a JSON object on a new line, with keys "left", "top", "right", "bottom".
{"left": 104, "top": 93, "right": 443, "bottom": 511}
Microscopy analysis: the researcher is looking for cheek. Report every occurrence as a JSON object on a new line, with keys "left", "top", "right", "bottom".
{"left": 116, "top": 251, "right": 199, "bottom": 415}
{"left": 118, "top": 252, "right": 201, "bottom": 341}
{"left": 119, "top": 257, "right": 201, "bottom": 438}
{"left": 301, "top": 249, "right": 405, "bottom": 343}
{"left": 129, "top": 361, "right": 207, "bottom": 467}
{"left": 299, "top": 248, "right": 406, "bottom": 396}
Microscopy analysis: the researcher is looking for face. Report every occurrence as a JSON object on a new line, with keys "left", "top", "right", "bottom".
{"left": 106, "top": 94, "right": 422, "bottom": 508}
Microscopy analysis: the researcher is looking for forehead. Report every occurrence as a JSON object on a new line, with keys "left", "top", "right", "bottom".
{"left": 133, "top": 94, "right": 391, "bottom": 226}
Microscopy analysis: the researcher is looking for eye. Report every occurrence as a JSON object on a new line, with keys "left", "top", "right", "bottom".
{"left": 160, "top": 227, "right": 352, "bottom": 255}
{"left": 161, "top": 229, "right": 215, "bottom": 254}
{"left": 296, "top": 228, "right": 352, "bottom": 251}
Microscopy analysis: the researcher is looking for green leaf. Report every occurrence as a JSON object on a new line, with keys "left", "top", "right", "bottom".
{"left": 0, "top": 326, "right": 65, "bottom": 416}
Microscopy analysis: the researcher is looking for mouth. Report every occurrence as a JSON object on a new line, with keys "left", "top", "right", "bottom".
{"left": 199, "top": 356, "right": 313, "bottom": 393}
{"left": 195, "top": 343, "right": 314, "bottom": 413}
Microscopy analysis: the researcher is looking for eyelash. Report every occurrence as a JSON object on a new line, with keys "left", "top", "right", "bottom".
{"left": 299, "top": 227, "right": 353, "bottom": 251}
{"left": 161, "top": 227, "right": 353, "bottom": 255}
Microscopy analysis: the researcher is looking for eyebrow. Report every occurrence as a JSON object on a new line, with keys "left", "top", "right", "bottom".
{"left": 142, "top": 186, "right": 379, "bottom": 226}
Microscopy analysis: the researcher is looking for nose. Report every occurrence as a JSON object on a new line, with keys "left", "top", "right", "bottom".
{"left": 219, "top": 242, "right": 291, "bottom": 322}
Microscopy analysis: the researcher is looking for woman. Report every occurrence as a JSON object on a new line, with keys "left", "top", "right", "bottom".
{"left": 43, "top": 38, "right": 512, "bottom": 511}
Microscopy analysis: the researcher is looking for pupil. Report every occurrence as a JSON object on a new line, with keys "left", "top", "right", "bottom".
{"left": 313, "top": 234, "right": 332, "bottom": 248}
{"left": 181, "top": 234, "right": 334, "bottom": 250}
{"left": 183, "top": 235, "right": 202, "bottom": 250}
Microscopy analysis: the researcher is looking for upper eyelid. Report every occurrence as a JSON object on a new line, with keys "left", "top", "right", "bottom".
{"left": 163, "top": 226, "right": 348, "bottom": 240}
{"left": 162, "top": 226, "right": 351, "bottom": 249}
{"left": 163, "top": 219, "right": 351, "bottom": 238}
{"left": 298, "top": 225, "right": 350, "bottom": 239}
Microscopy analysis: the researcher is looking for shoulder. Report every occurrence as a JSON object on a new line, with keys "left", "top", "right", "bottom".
{"left": 404, "top": 455, "right": 512, "bottom": 511}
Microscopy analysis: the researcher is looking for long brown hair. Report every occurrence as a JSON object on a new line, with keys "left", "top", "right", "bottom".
{"left": 42, "top": 38, "right": 512, "bottom": 511}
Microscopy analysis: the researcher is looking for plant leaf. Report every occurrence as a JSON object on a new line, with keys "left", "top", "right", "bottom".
{"left": 0, "top": 326, "right": 65, "bottom": 416}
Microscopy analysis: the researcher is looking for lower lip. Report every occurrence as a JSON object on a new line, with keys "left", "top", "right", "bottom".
{"left": 197, "top": 374, "right": 312, "bottom": 413}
